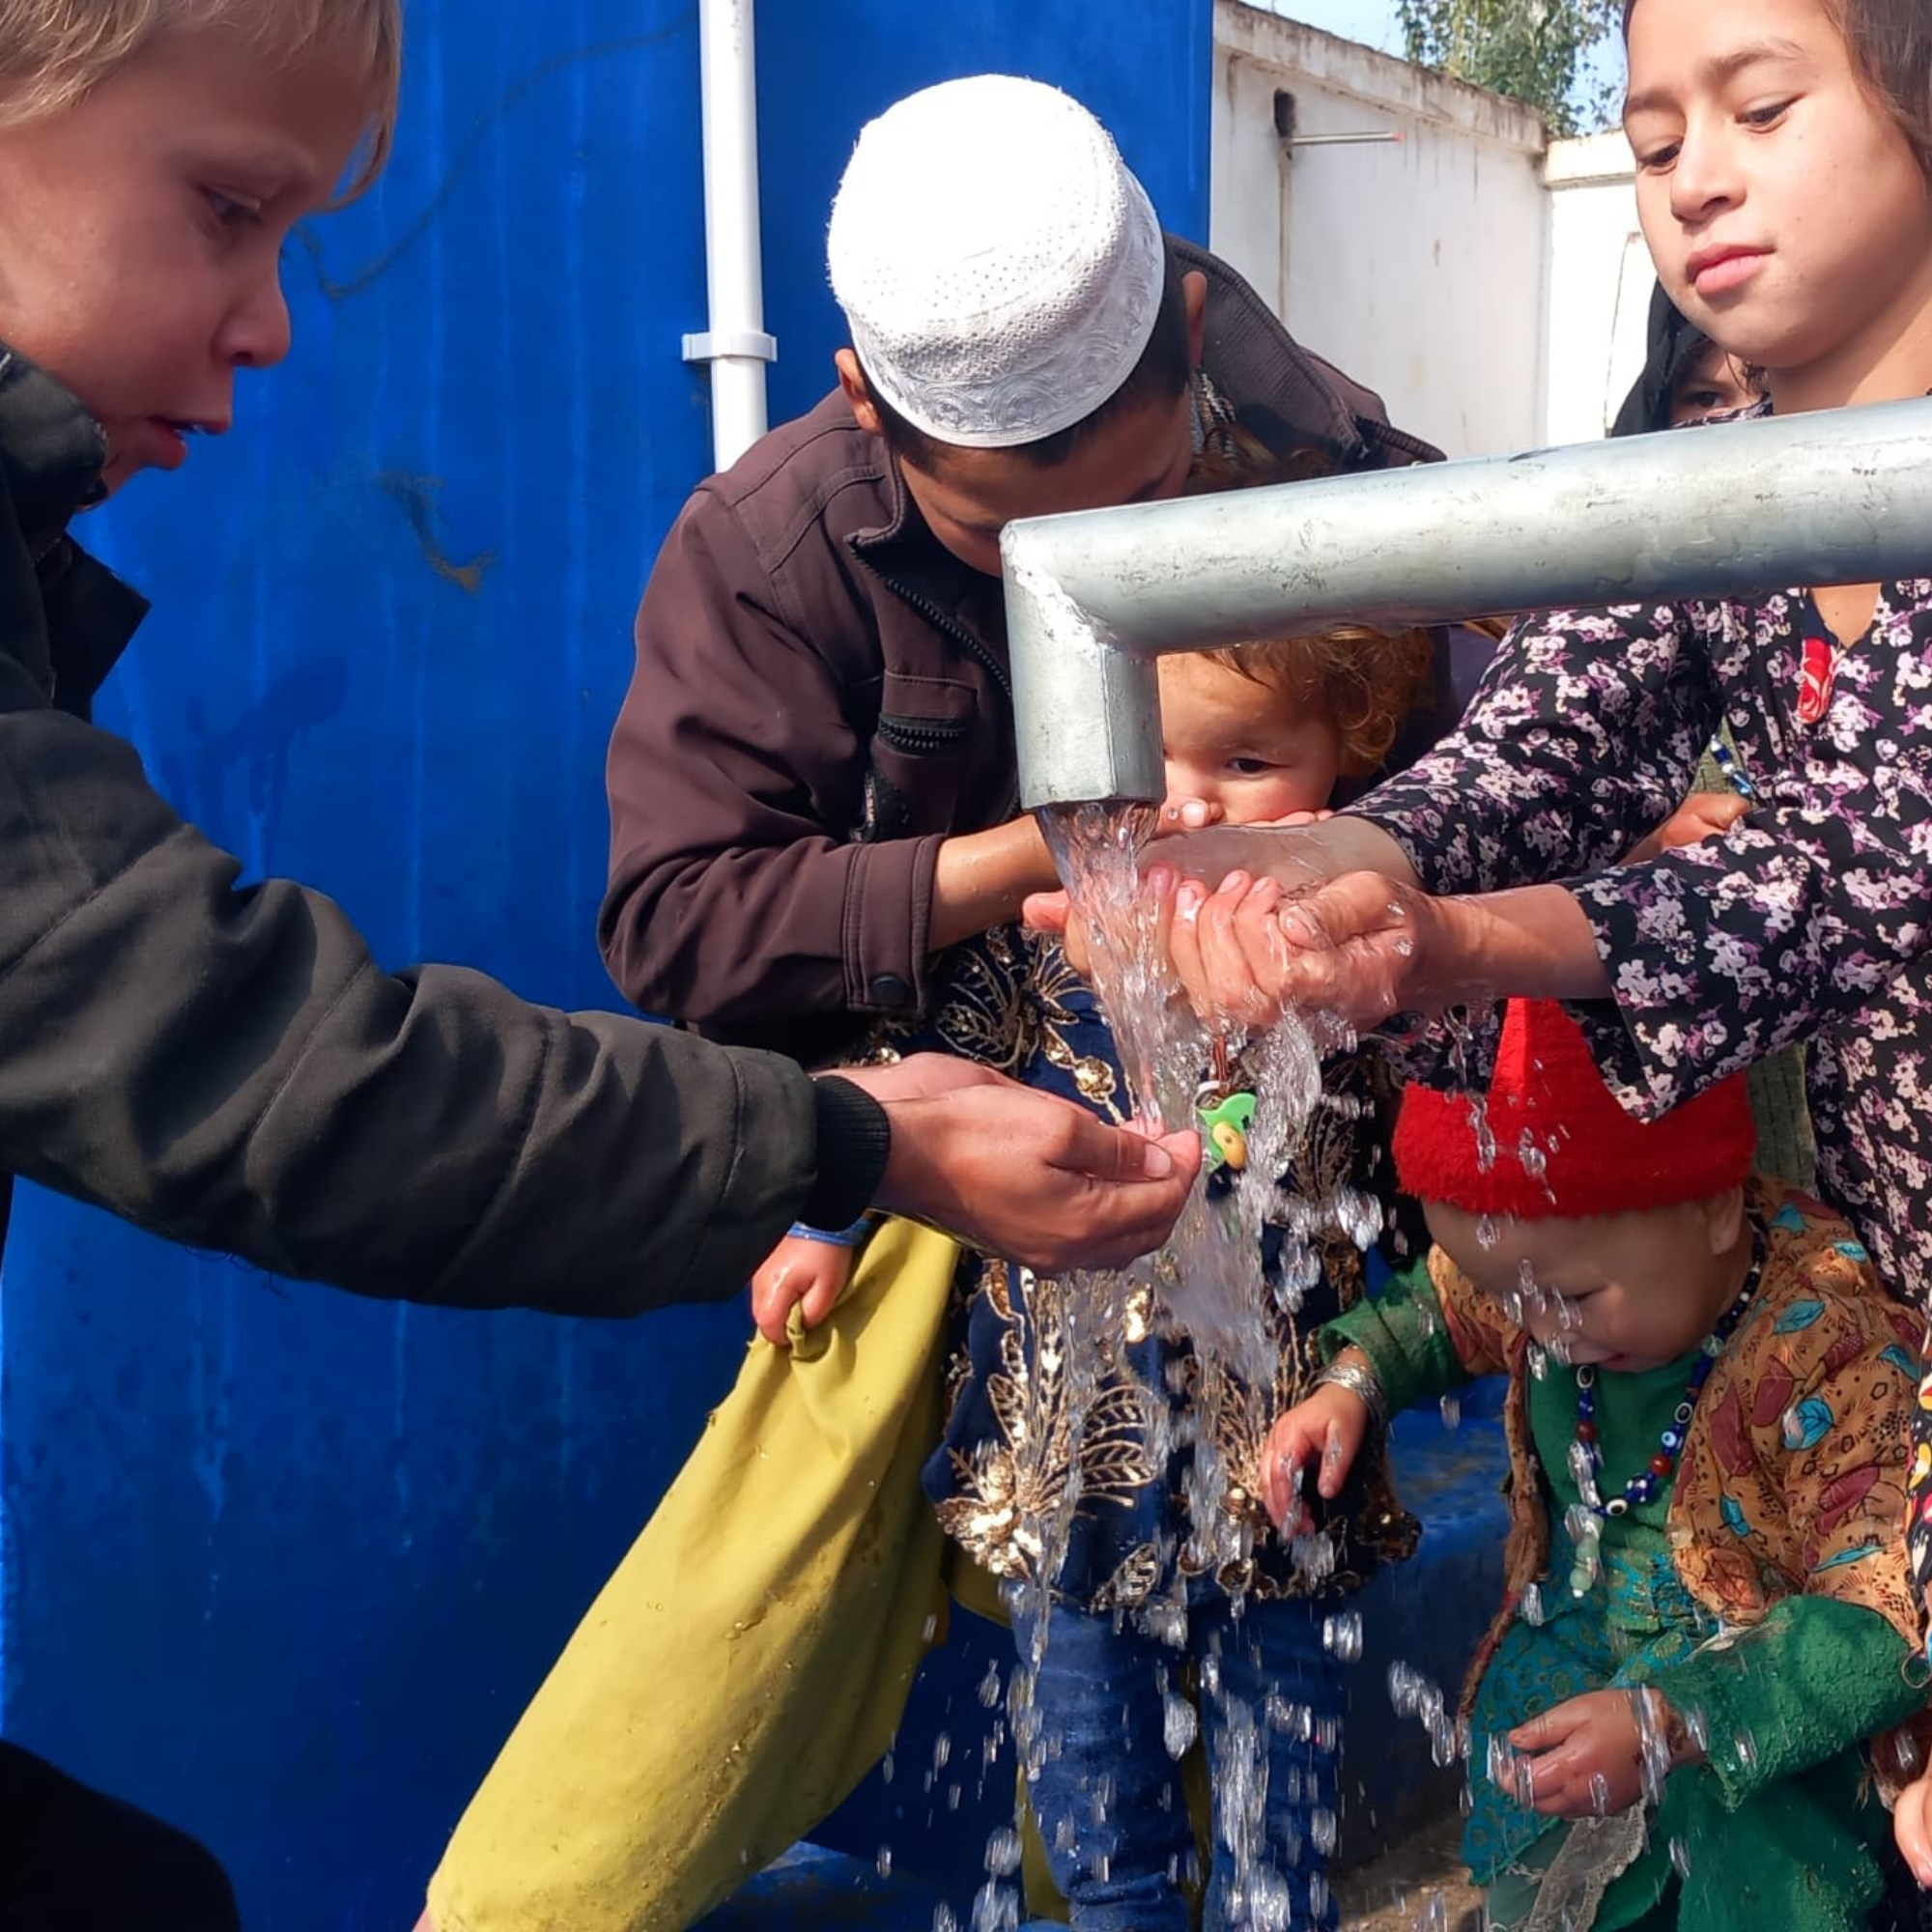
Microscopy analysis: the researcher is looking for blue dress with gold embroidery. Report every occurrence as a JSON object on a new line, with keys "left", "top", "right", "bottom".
{"left": 867, "top": 922, "right": 1422, "bottom": 1612}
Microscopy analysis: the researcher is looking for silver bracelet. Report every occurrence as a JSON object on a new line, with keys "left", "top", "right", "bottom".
{"left": 1314, "top": 1357, "right": 1388, "bottom": 1433}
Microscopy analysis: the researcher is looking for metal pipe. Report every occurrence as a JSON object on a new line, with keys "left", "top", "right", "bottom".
{"left": 1282, "top": 129, "right": 1406, "bottom": 148}
{"left": 682, "top": 0, "right": 776, "bottom": 471}
{"left": 1003, "top": 396, "right": 1932, "bottom": 810}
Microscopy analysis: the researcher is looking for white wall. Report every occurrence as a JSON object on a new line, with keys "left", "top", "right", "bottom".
{"left": 1210, "top": 2, "right": 1549, "bottom": 458}
{"left": 1543, "top": 132, "right": 1655, "bottom": 443}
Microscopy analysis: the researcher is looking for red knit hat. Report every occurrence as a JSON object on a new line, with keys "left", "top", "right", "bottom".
{"left": 1394, "top": 1000, "right": 1756, "bottom": 1219}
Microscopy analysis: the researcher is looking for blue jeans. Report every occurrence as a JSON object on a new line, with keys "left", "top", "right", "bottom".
{"left": 1014, "top": 1593, "right": 1345, "bottom": 1932}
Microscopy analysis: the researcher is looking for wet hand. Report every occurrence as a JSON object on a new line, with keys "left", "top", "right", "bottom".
{"left": 1021, "top": 888, "right": 1092, "bottom": 981}
{"left": 1154, "top": 796, "right": 1226, "bottom": 835}
{"left": 1163, "top": 868, "right": 1472, "bottom": 1033}
{"left": 751, "top": 1234, "right": 855, "bottom": 1347}
{"left": 830, "top": 1052, "right": 1011, "bottom": 1104}
{"left": 1894, "top": 1770, "right": 1932, "bottom": 1888}
{"left": 1503, "top": 1690, "right": 1690, "bottom": 1819}
{"left": 1263, "top": 1384, "right": 1368, "bottom": 1534}
{"left": 857, "top": 1071, "right": 1202, "bottom": 1272}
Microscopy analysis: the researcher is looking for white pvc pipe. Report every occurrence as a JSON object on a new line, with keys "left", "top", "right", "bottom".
{"left": 684, "top": 0, "right": 775, "bottom": 471}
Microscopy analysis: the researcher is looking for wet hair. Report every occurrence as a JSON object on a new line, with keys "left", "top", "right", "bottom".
{"left": 1624, "top": 0, "right": 1932, "bottom": 180}
{"left": 0, "top": 0, "right": 402, "bottom": 198}
{"left": 1183, "top": 428, "right": 1435, "bottom": 780}
{"left": 860, "top": 248, "right": 1193, "bottom": 472}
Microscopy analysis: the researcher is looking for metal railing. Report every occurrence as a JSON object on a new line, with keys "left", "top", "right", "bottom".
{"left": 1002, "top": 397, "right": 1932, "bottom": 810}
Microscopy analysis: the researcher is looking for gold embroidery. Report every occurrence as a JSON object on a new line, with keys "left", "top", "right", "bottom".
{"left": 935, "top": 1265, "right": 1161, "bottom": 1583}
{"left": 890, "top": 929, "right": 1419, "bottom": 1603}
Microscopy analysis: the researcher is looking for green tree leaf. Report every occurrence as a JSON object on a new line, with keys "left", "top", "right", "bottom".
{"left": 1395, "top": 0, "right": 1623, "bottom": 136}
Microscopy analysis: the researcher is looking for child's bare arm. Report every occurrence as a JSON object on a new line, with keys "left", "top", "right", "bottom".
{"left": 1262, "top": 1354, "right": 1378, "bottom": 1533}
{"left": 750, "top": 1227, "right": 864, "bottom": 1346}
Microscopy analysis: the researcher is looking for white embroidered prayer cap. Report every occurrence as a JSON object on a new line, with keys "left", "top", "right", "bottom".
{"left": 827, "top": 75, "right": 1168, "bottom": 451}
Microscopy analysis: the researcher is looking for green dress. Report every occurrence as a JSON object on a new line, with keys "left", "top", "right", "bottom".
{"left": 1326, "top": 1270, "right": 1919, "bottom": 1932}
{"left": 1465, "top": 1355, "right": 1706, "bottom": 1929}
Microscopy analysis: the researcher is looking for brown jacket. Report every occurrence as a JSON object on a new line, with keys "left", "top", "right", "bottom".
{"left": 602, "top": 241, "right": 1446, "bottom": 1066}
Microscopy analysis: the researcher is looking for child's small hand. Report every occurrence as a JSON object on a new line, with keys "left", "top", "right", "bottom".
{"left": 1262, "top": 1379, "right": 1369, "bottom": 1534}
{"left": 1895, "top": 1770, "right": 1932, "bottom": 1888}
{"left": 1156, "top": 796, "right": 1226, "bottom": 835}
{"left": 1501, "top": 1689, "right": 1694, "bottom": 1819}
{"left": 1622, "top": 791, "right": 1748, "bottom": 866}
{"left": 751, "top": 1235, "right": 855, "bottom": 1347}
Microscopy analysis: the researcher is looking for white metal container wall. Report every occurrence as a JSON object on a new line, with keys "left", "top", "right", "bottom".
{"left": 1209, "top": 5, "right": 1656, "bottom": 457}
{"left": 1210, "top": 4, "right": 1549, "bottom": 458}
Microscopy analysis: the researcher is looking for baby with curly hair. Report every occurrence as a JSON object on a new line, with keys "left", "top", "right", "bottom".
{"left": 754, "top": 572, "right": 1435, "bottom": 1929}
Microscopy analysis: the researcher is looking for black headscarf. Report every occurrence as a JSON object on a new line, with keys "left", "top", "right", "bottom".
{"left": 1610, "top": 282, "right": 1718, "bottom": 438}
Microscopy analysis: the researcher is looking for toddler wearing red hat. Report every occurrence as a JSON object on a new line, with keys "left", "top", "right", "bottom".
{"left": 1264, "top": 999, "right": 1926, "bottom": 1932}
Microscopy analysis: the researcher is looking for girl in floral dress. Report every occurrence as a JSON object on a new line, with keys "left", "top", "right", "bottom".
{"left": 1088, "top": 0, "right": 1932, "bottom": 1755}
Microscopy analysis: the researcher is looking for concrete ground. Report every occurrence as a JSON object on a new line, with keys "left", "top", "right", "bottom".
{"left": 699, "top": 1809, "right": 1487, "bottom": 1930}
{"left": 1335, "top": 1808, "right": 1483, "bottom": 1931}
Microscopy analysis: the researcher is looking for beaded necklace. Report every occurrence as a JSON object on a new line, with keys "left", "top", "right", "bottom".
{"left": 1565, "top": 1223, "right": 1765, "bottom": 1599}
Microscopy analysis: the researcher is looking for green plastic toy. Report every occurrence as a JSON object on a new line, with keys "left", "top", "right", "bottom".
{"left": 1198, "top": 1092, "right": 1258, "bottom": 1174}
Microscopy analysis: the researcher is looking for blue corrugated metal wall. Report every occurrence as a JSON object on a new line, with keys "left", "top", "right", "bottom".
{"left": 0, "top": 3, "right": 1209, "bottom": 1925}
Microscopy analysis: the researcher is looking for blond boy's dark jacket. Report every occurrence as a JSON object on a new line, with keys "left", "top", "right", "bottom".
{"left": 0, "top": 345, "right": 887, "bottom": 1310}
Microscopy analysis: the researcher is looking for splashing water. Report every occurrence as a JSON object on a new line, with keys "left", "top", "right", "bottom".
{"left": 953, "top": 798, "right": 1370, "bottom": 1918}
{"left": 1037, "top": 800, "right": 1329, "bottom": 1387}
{"left": 960, "top": 775, "right": 1555, "bottom": 1923}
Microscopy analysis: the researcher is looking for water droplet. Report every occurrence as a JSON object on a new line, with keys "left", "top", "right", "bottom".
{"left": 977, "top": 1661, "right": 1003, "bottom": 1708}
{"left": 1439, "top": 1391, "right": 1463, "bottom": 1431}
{"left": 969, "top": 1880, "right": 1017, "bottom": 1932}
{"left": 880, "top": 1750, "right": 894, "bottom": 1785}
{"left": 1588, "top": 1773, "right": 1611, "bottom": 1815}
{"left": 1163, "top": 1689, "right": 1199, "bottom": 1759}
{"left": 932, "top": 1731, "right": 952, "bottom": 1771}
{"left": 876, "top": 1845, "right": 894, "bottom": 1880}
{"left": 1321, "top": 1610, "right": 1363, "bottom": 1662}
{"left": 1669, "top": 1836, "right": 1692, "bottom": 1879}
{"left": 982, "top": 1825, "right": 1023, "bottom": 1878}
{"left": 1310, "top": 1806, "right": 1338, "bottom": 1856}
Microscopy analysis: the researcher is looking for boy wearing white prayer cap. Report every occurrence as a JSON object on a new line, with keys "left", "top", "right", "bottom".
{"left": 602, "top": 73, "right": 1445, "bottom": 1070}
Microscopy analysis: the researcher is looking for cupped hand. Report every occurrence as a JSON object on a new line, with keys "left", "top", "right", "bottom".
{"left": 845, "top": 1069, "right": 1203, "bottom": 1272}
{"left": 1162, "top": 867, "right": 1472, "bottom": 1033}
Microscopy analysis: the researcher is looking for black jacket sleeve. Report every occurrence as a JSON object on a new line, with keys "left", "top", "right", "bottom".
{"left": 0, "top": 658, "right": 888, "bottom": 1316}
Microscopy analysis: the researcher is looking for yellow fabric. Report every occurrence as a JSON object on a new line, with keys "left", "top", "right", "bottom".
{"left": 427, "top": 1219, "right": 960, "bottom": 1932}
